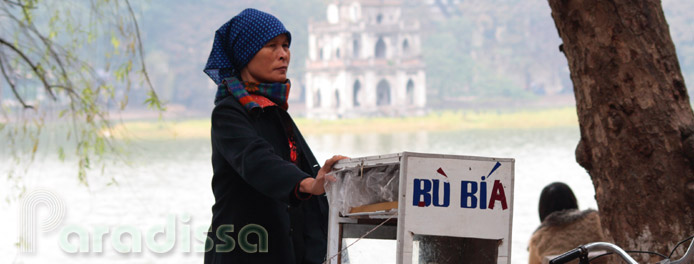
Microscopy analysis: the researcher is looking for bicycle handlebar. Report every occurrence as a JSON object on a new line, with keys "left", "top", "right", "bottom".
{"left": 548, "top": 247, "right": 584, "bottom": 264}
{"left": 550, "top": 237, "right": 694, "bottom": 264}
{"left": 670, "top": 236, "right": 694, "bottom": 264}
{"left": 583, "top": 242, "right": 639, "bottom": 264}
{"left": 549, "top": 242, "right": 638, "bottom": 264}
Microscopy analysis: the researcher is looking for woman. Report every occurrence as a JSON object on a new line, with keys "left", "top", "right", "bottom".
{"left": 203, "top": 8, "right": 346, "bottom": 264}
{"left": 528, "top": 182, "right": 606, "bottom": 264}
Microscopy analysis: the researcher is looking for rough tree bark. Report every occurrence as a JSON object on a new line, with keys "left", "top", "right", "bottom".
{"left": 548, "top": 0, "right": 694, "bottom": 260}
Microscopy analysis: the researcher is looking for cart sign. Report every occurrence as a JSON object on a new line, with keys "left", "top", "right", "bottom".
{"left": 412, "top": 162, "right": 508, "bottom": 210}
{"left": 325, "top": 152, "right": 514, "bottom": 264}
{"left": 402, "top": 154, "right": 514, "bottom": 264}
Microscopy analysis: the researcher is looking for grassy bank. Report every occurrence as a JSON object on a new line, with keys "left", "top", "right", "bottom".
{"left": 111, "top": 107, "right": 579, "bottom": 140}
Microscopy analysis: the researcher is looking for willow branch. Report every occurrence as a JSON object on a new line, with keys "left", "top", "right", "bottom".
{"left": 0, "top": 37, "right": 57, "bottom": 100}
{"left": 26, "top": 21, "right": 71, "bottom": 88}
{"left": 124, "top": 0, "right": 161, "bottom": 107}
{"left": 0, "top": 56, "right": 33, "bottom": 109}
{"left": 5, "top": 7, "right": 72, "bottom": 93}
{"left": 3, "top": 0, "right": 35, "bottom": 9}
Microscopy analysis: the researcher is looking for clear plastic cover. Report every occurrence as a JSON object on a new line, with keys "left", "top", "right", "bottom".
{"left": 326, "top": 164, "right": 400, "bottom": 216}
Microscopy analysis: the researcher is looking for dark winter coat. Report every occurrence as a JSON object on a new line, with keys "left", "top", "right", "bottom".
{"left": 205, "top": 95, "right": 329, "bottom": 264}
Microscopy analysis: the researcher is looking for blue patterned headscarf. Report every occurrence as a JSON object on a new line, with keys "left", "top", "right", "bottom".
{"left": 204, "top": 8, "right": 292, "bottom": 85}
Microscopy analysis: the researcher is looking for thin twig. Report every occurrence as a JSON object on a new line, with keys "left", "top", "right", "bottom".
{"left": 24, "top": 18, "right": 72, "bottom": 90}
{"left": 0, "top": 54, "right": 33, "bottom": 109}
{"left": 124, "top": 0, "right": 161, "bottom": 108}
{"left": 3, "top": 0, "right": 36, "bottom": 9}
{"left": 49, "top": 85, "right": 76, "bottom": 94}
{"left": 0, "top": 37, "right": 57, "bottom": 100}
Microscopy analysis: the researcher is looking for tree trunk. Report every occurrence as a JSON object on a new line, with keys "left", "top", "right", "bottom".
{"left": 548, "top": 0, "right": 694, "bottom": 260}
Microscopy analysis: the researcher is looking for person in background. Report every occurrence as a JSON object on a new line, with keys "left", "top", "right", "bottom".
{"left": 203, "top": 8, "right": 346, "bottom": 264}
{"left": 528, "top": 182, "right": 606, "bottom": 264}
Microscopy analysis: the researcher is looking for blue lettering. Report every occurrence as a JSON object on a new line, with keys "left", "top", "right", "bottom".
{"left": 431, "top": 180, "right": 450, "bottom": 207}
{"left": 461, "top": 181, "right": 478, "bottom": 208}
{"left": 480, "top": 177, "right": 487, "bottom": 209}
{"left": 413, "top": 179, "right": 432, "bottom": 207}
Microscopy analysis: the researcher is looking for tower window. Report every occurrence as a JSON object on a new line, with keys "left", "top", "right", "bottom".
{"left": 375, "top": 37, "right": 386, "bottom": 59}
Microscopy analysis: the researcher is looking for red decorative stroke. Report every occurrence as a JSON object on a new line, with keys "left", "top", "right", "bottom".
{"left": 436, "top": 167, "right": 448, "bottom": 177}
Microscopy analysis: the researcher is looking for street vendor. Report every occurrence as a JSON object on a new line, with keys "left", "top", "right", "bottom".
{"left": 203, "top": 8, "right": 346, "bottom": 264}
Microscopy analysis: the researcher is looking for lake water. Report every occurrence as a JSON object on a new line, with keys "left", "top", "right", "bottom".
{"left": 0, "top": 126, "right": 598, "bottom": 263}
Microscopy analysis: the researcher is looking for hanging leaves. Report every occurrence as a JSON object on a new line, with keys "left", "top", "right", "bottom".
{"left": 0, "top": 0, "right": 164, "bottom": 190}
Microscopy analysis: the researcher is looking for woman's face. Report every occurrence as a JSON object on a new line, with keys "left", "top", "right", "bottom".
{"left": 240, "top": 34, "right": 290, "bottom": 83}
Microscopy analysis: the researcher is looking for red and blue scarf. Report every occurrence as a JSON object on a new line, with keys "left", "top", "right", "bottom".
{"left": 215, "top": 76, "right": 290, "bottom": 111}
{"left": 215, "top": 76, "right": 304, "bottom": 194}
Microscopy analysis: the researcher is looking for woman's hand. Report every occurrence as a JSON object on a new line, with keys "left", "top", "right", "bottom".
{"left": 300, "top": 155, "right": 349, "bottom": 195}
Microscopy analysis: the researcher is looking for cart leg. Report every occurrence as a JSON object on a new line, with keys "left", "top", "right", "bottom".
{"left": 338, "top": 223, "right": 344, "bottom": 263}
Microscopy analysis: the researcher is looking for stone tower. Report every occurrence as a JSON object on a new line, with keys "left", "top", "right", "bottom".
{"left": 305, "top": 0, "right": 426, "bottom": 118}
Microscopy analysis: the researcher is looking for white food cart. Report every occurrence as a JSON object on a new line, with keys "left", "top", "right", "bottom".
{"left": 325, "top": 152, "right": 514, "bottom": 264}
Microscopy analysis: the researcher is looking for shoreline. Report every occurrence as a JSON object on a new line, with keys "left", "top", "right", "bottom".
{"left": 110, "top": 107, "right": 579, "bottom": 140}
